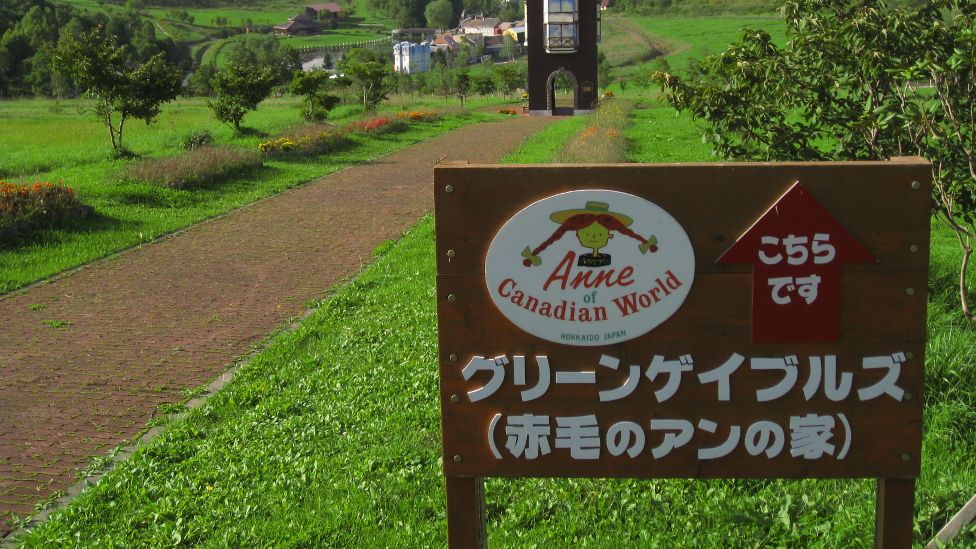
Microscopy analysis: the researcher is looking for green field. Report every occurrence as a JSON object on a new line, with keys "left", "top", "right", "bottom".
{"left": 279, "top": 29, "right": 389, "bottom": 48}
{"left": 604, "top": 15, "right": 788, "bottom": 85}
{"left": 0, "top": 95, "right": 515, "bottom": 294}
{"left": 11, "top": 107, "right": 975, "bottom": 543}
{"left": 5, "top": 8, "right": 975, "bottom": 547}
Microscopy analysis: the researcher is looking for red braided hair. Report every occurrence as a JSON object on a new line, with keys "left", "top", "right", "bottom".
{"left": 522, "top": 214, "right": 649, "bottom": 267}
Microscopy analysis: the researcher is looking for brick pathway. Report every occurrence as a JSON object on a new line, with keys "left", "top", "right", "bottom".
{"left": 0, "top": 115, "right": 553, "bottom": 535}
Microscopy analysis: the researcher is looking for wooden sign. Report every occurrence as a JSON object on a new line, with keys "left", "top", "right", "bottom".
{"left": 434, "top": 160, "right": 931, "bottom": 548}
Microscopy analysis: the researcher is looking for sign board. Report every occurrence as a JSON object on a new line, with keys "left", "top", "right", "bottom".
{"left": 434, "top": 160, "right": 930, "bottom": 546}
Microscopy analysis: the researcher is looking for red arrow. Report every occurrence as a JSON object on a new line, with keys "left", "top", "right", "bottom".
{"left": 717, "top": 182, "right": 876, "bottom": 343}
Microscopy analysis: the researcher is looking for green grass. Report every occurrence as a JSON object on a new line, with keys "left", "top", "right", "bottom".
{"left": 635, "top": 15, "right": 787, "bottom": 69}
{"left": 13, "top": 187, "right": 976, "bottom": 546}
{"left": 502, "top": 115, "right": 590, "bottom": 163}
{"left": 8, "top": 10, "right": 976, "bottom": 548}
{"left": 605, "top": 15, "right": 788, "bottom": 85}
{"left": 624, "top": 101, "right": 717, "bottom": 162}
{"left": 278, "top": 29, "right": 388, "bottom": 48}
{"left": 0, "top": 95, "right": 515, "bottom": 294}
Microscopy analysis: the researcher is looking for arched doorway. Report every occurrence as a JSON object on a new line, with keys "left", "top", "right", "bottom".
{"left": 546, "top": 68, "right": 578, "bottom": 115}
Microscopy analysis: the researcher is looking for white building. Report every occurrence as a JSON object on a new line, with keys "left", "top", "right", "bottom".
{"left": 393, "top": 41, "right": 431, "bottom": 74}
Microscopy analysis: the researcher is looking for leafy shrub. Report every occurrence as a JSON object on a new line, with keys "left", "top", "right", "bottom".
{"left": 258, "top": 123, "right": 350, "bottom": 156}
{"left": 0, "top": 182, "right": 90, "bottom": 235}
{"left": 178, "top": 129, "right": 215, "bottom": 150}
{"left": 124, "top": 146, "right": 264, "bottom": 189}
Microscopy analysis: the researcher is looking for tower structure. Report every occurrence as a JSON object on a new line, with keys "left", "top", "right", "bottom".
{"left": 525, "top": 0, "right": 600, "bottom": 115}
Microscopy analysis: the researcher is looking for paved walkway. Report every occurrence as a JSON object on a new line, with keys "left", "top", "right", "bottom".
{"left": 0, "top": 115, "right": 553, "bottom": 535}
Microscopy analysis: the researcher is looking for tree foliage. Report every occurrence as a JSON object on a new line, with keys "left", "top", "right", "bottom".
{"left": 289, "top": 69, "right": 342, "bottom": 121}
{"left": 339, "top": 48, "right": 390, "bottom": 112}
{"left": 425, "top": 0, "right": 455, "bottom": 30}
{"left": 653, "top": 0, "right": 976, "bottom": 318}
{"left": 0, "top": 0, "right": 188, "bottom": 97}
{"left": 223, "top": 34, "right": 301, "bottom": 85}
{"left": 53, "top": 26, "right": 181, "bottom": 155}
{"left": 208, "top": 63, "right": 277, "bottom": 132}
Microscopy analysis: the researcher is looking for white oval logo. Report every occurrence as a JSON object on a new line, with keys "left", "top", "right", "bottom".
{"left": 485, "top": 190, "right": 695, "bottom": 346}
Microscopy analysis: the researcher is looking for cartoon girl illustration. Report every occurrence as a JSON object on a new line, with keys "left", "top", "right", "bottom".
{"left": 521, "top": 201, "right": 658, "bottom": 268}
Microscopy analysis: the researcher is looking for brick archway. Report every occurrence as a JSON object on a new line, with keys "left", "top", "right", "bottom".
{"left": 546, "top": 68, "right": 578, "bottom": 114}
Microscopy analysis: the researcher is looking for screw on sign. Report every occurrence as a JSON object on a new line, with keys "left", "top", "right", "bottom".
{"left": 717, "top": 182, "right": 877, "bottom": 343}
{"left": 434, "top": 161, "right": 931, "bottom": 549}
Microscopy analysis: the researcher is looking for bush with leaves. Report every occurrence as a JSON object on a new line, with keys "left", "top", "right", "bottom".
{"left": 289, "top": 70, "right": 342, "bottom": 122}
{"left": 0, "top": 182, "right": 89, "bottom": 234}
{"left": 653, "top": 0, "right": 976, "bottom": 319}
{"left": 178, "top": 129, "right": 214, "bottom": 150}
{"left": 208, "top": 63, "right": 277, "bottom": 133}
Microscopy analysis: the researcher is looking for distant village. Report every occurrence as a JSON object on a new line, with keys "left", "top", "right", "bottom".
{"left": 271, "top": 4, "right": 530, "bottom": 74}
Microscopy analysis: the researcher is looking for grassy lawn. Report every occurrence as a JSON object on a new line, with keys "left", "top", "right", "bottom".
{"left": 13, "top": 136, "right": 976, "bottom": 546}
{"left": 7, "top": 10, "right": 975, "bottom": 548}
{"left": 605, "top": 15, "right": 787, "bottom": 85}
{"left": 279, "top": 29, "right": 389, "bottom": 48}
{"left": 11, "top": 92, "right": 976, "bottom": 545}
{"left": 0, "top": 95, "right": 515, "bottom": 294}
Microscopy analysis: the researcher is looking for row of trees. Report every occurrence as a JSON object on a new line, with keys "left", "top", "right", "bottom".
{"left": 654, "top": 0, "right": 976, "bottom": 318}
{"left": 365, "top": 0, "right": 521, "bottom": 30}
{"left": 50, "top": 20, "right": 528, "bottom": 156}
{"left": 0, "top": 0, "right": 189, "bottom": 98}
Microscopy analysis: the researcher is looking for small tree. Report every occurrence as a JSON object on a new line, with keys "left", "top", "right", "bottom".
{"left": 208, "top": 62, "right": 277, "bottom": 133}
{"left": 472, "top": 70, "right": 497, "bottom": 96}
{"left": 289, "top": 69, "right": 341, "bottom": 121}
{"left": 501, "top": 34, "right": 520, "bottom": 61}
{"left": 452, "top": 66, "right": 471, "bottom": 107}
{"left": 53, "top": 26, "right": 181, "bottom": 155}
{"left": 340, "top": 49, "right": 389, "bottom": 112}
{"left": 496, "top": 63, "right": 525, "bottom": 97}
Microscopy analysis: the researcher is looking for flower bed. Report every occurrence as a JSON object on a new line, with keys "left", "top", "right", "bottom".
{"left": 345, "top": 117, "right": 407, "bottom": 135}
{"left": 259, "top": 124, "right": 351, "bottom": 157}
{"left": 396, "top": 110, "right": 439, "bottom": 122}
{"left": 0, "top": 181, "right": 91, "bottom": 238}
{"left": 124, "top": 146, "right": 265, "bottom": 190}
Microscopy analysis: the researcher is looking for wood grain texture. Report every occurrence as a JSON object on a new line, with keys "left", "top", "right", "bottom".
{"left": 435, "top": 161, "right": 930, "bottom": 481}
{"left": 876, "top": 478, "right": 916, "bottom": 549}
{"left": 446, "top": 476, "right": 487, "bottom": 549}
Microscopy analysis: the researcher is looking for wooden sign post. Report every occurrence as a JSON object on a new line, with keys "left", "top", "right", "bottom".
{"left": 434, "top": 160, "right": 931, "bottom": 548}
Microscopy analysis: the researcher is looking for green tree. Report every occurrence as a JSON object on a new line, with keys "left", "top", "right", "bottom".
{"left": 340, "top": 48, "right": 389, "bottom": 112}
{"left": 52, "top": 26, "right": 181, "bottom": 155}
{"left": 224, "top": 34, "right": 300, "bottom": 85}
{"left": 425, "top": 0, "right": 455, "bottom": 30}
{"left": 500, "top": 34, "right": 520, "bottom": 61}
{"left": 653, "top": 0, "right": 976, "bottom": 318}
{"left": 208, "top": 62, "right": 277, "bottom": 133}
{"left": 452, "top": 66, "right": 470, "bottom": 106}
{"left": 289, "top": 69, "right": 341, "bottom": 121}
{"left": 188, "top": 62, "right": 218, "bottom": 96}
{"left": 496, "top": 62, "right": 526, "bottom": 96}
{"left": 472, "top": 69, "right": 496, "bottom": 96}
